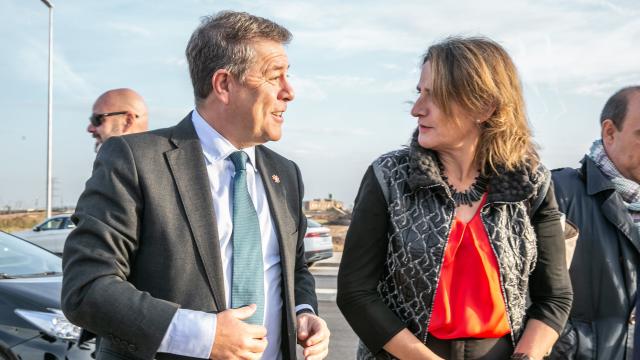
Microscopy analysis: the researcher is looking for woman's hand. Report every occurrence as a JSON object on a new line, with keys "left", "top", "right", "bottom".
{"left": 383, "top": 329, "right": 444, "bottom": 360}
{"left": 513, "top": 318, "right": 559, "bottom": 359}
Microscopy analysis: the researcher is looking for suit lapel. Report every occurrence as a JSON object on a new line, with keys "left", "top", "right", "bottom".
{"left": 257, "top": 146, "right": 302, "bottom": 355}
{"left": 165, "top": 116, "right": 226, "bottom": 310}
{"left": 585, "top": 157, "right": 640, "bottom": 255}
{"left": 256, "top": 146, "right": 298, "bottom": 354}
{"left": 602, "top": 193, "right": 640, "bottom": 254}
{"left": 255, "top": 146, "right": 296, "bottom": 262}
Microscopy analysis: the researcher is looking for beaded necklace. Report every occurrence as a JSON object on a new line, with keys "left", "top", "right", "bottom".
{"left": 437, "top": 159, "right": 488, "bottom": 207}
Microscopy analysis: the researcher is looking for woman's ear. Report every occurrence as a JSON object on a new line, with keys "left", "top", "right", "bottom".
{"left": 478, "top": 104, "right": 497, "bottom": 124}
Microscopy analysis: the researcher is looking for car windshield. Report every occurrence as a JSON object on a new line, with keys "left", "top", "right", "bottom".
{"left": 0, "top": 231, "right": 62, "bottom": 278}
{"left": 307, "top": 219, "right": 322, "bottom": 228}
{"left": 39, "top": 217, "right": 65, "bottom": 230}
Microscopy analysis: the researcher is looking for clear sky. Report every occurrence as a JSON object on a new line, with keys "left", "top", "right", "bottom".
{"left": 1, "top": 0, "right": 638, "bottom": 210}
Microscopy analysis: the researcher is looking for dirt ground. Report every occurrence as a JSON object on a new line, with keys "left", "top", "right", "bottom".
{"left": 327, "top": 225, "right": 349, "bottom": 252}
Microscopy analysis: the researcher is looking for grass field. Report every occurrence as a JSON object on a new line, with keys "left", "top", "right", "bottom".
{"left": 0, "top": 212, "right": 48, "bottom": 233}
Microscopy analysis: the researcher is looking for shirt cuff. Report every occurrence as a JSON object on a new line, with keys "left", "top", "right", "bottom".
{"left": 157, "top": 309, "right": 217, "bottom": 358}
{"left": 295, "top": 304, "right": 315, "bottom": 315}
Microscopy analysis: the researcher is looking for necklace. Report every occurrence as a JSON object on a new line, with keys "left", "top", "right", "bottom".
{"left": 437, "top": 159, "right": 488, "bottom": 207}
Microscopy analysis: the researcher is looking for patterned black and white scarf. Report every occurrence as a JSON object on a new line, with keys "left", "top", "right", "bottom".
{"left": 589, "top": 139, "right": 640, "bottom": 237}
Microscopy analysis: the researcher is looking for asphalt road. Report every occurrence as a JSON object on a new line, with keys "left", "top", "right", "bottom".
{"left": 313, "top": 274, "right": 336, "bottom": 290}
{"left": 296, "top": 300, "right": 359, "bottom": 360}
{"left": 297, "top": 260, "right": 359, "bottom": 359}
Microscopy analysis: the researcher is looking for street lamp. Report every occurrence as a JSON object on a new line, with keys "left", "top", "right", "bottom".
{"left": 40, "top": 0, "right": 53, "bottom": 218}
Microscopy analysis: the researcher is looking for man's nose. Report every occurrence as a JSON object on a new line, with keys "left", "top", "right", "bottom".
{"left": 87, "top": 123, "right": 96, "bottom": 133}
{"left": 280, "top": 78, "right": 295, "bottom": 102}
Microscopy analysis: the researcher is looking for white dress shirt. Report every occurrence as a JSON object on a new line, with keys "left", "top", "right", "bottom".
{"left": 157, "top": 110, "right": 311, "bottom": 359}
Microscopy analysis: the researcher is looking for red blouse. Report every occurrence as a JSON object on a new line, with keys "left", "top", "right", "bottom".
{"left": 427, "top": 194, "right": 510, "bottom": 339}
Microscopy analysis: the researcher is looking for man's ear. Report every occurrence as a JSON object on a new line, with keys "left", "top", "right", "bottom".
{"left": 212, "top": 69, "right": 232, "bottom": 105}
{"left": 122, "top": 112, "right": 135, "bottom": 132}
{"left": 601, "top": 119, "right": 617, "bottom": 147}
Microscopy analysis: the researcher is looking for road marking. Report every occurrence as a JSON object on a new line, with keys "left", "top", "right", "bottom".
{"left": 310, "top": 266, "right": 338, "bottom": 276}
{"left": 315, "top": 288, "right": 337, "bottom": 302}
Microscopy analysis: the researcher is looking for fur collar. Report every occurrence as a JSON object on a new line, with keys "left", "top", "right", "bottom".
{"left": 406, "top": 131, "right": 537, "bottom": 204}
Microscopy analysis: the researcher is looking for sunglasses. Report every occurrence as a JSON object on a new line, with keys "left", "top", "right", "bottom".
{"left": 89, "top": 111, "right": 138, "bottom": 127}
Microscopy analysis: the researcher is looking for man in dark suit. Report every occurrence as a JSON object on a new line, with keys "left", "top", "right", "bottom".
{"left": 62, "top": 11, "right": 330, "bottom": 360}
{"left": 551, "top": 86, "right": 640, "bottom": 359}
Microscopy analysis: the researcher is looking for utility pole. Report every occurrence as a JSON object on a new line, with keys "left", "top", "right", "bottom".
{"left": 52, "top": 177, "right": 59, "bottom": 212}
{"left": 40, "top": 0, "right": 54, "bottom": 218}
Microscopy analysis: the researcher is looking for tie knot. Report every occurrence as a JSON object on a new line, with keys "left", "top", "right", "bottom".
{"left": 229, "top": 151, "right": 249, "bottom": 171}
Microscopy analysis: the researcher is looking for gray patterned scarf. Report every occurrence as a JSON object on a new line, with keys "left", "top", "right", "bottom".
{"left": 588, "top": 140, "right": 640, "bottom": 236}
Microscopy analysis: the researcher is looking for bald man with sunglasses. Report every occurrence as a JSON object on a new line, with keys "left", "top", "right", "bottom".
{"left": 88, "top": 88, "right": 149, "bottom": 152}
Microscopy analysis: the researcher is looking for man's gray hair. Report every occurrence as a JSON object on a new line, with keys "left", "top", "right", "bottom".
{"left": 186, "top": 11, "right": 292, "bottom": 105}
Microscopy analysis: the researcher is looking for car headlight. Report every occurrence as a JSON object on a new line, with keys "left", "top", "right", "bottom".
{"left": 15, "top": 308, "right": 81, "bottom": 341}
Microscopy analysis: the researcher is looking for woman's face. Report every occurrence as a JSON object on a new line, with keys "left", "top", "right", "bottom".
{"left": 411, "top": 61, "right": 482, "bottom": 152}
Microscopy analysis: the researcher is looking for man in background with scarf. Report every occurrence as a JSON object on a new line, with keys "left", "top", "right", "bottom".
{"left": 551, "top": 86, "right": 640, "bottom": 359}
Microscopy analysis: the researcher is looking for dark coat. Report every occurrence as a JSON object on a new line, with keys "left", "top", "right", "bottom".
{"left": 551, "top": 155, "right": 640, "bottom": 359}
{"left": 61, "top": 114, "right": 317, "bottom": 360}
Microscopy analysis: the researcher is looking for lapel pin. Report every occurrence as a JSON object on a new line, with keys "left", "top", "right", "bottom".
{"left": 271, "top": 174, "right": 281, "bottom": 183}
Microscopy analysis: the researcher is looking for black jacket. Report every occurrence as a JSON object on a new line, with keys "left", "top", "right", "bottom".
{"left": 551, "top": 156, "right": 640, "bottom": 359}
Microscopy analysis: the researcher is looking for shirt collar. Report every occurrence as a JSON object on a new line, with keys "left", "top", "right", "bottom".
{"left": 191, "top": 109, "right": 257, "bottom": 172}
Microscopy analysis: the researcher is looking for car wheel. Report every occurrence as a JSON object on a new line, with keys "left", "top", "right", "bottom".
{"left": 0, "top": 347, "right": 16, "bottom": 360}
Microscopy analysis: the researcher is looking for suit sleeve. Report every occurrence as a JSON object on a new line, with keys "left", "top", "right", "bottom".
{"left": 337, "top": 166, "right": 406, "bottom": 355}
{"left": 61, "top": 136, "right": 179, "bottom": 359}
{"left": 551, "top": 170, "right": 572, "bottom": 214}
{"left": 526, "top": 180, "right": 573, "bottom": 334}
{"left": 292, "top": 161, "right": 318, "bottom": 313}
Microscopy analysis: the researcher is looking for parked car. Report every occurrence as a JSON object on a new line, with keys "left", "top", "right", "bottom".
{"left": 0, "top": 231, "right": 94, "bottom": 359}
{"left": 12, "top": 213, "right": 74, "bottom": 255}
{"left": 304, "top": 219, "right": 333, "bottom": 266}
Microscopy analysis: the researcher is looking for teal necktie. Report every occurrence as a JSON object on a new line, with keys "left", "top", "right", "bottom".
{"left": 229, "top": 151, "right": 264, "bottom": 325}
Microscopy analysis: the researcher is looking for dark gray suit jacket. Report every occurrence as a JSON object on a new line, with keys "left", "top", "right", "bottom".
{"left": 61, "top": 114, "right": 317, "bottom": 359}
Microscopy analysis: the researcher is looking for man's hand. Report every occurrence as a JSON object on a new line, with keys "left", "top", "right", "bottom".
{"left": 209, "top": 304, "right": 267, "bottom": 360}
{"left": 297, "top": 312, "right": 330, "bottom": 360}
